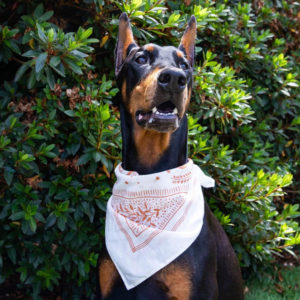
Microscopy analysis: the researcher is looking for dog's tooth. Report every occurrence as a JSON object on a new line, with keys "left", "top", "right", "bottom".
{"left": 138, "top": 114, "right": 143, "bottom": 120}
{"left": 152, "top": 107, "right": 157, "bottom": 113}
{"left": 149, "top": 118, "right": 153, "bottom": 123}
{"left": 173, "top": 108, "right": 178, "bottom": 114}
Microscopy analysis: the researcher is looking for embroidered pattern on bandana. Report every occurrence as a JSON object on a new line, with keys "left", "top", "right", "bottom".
{"left": 112, "top": 188, "right": 191, "bottom": 252}
{"left": 111, "top": 163, "right": 193, "bottom": 252}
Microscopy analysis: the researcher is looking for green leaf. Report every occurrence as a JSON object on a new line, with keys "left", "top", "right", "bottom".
{"left": 44, "top": 152, "right": 56, "bottom": 158}
{"left": 291, "top": 117, "right": 300, "bottom": 126}
{"left": 47, "top": 28, "right": 55, "bottom": 42}
{"left": 131, "top": 0, "right": 143, "bottom": 10}
{"left": 49, "top": 62, "right": 65, "bottom": 77}
{"left": 100, "top": 107, "right": 110, "bottom": 121}
{"left": 7, "top": 28, "right": 19, "bottom": 38}
{"left": 35, "top": 52, "right": 48, "bottom": 73}
{"left": 10, "top": 211, "right": 25, "bottom": 221}
{"left": 57, "top": 217, "right": 66, "bottom": 231}
{"left": 4, "top": 40, "right": 21, "bottom": 54}
{"left": 78, "top": 261, "right": 85, "bottom": 277}
{"left": 77, "top": 153, "right": 91, "bottom": 165}
{"left": 36, "top": 23, "right": 47, "bottom": 43}
{"left": 96, "top": 200, "right": 107, "bottom": 212}
{"left": 45, "top": 144, "right": 55, "bottom": 151}
{"left": 286, "top": 82, "right": 298, "bottom": 87}
{"left": 49, "top": 56, "right": 60, "bottom": 67}
{"left": 280, "top": 89, "right": 290, "bottom": 97}
{"left": 7, "top": 247, "right": 16, "bottom": 264}
{"left": 64, "top": 57, "right": 83, "bottom": 75}
{"left": 14, "top": 62, "right": 30, "bottom": 82}
{"left": 27, "top": 69, "right": 36, "bottom": 89}
{"left": 29, "top": 218, "right": 37, "bottom": 232}
{"left": 22, "top": 50, "right": 40, "bottom": 57}
{"left": 39, "top": 11, "right": 54, "bottom": 22}
{"left": 22, "top": 32, "right": 33, "bottom": 44}
{"left": 45, "top": 213, "right": 56, "bottom": 229}
{"left": 45, "top": 67, "right": 55, "bottom": 90}
{"left": 4, "top": 167, "right": 14, "bottom": 185}
{"left": 79, "top": 27, "right": 93, "bottom": 40}
{"left": 100, "top": 153, "right": 109, "bottom": 170}
{"left": 35, "top": 212, "right": 45, "bottom": 223}
{"left": 85, "top": 38, "right": 99, "bottom": 44}
{"left": 64, "top": 110, "right": 75, "bottom": 117}
{"left": 71, "top": 50, "right": 88, "bottom": 58}
{"left": 21, "top": 15, "right": 35, "bottom": 27}
{"left": 33, "top": 3, "right": 44, "bottom": 18}
{"left": 92, "top": 151, "right": 102, "bottom": 162}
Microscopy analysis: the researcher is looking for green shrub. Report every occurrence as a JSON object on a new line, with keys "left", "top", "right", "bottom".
{"left": 0, "top": 0, "right": 299, "bottom": 298}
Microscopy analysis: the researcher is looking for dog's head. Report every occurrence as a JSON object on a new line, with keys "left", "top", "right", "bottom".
{"left": 115, "top": 13, "right": 196, "bottom": 133}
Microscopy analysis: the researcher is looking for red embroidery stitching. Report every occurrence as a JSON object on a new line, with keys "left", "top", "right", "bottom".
{"left": 113, "top": 195, "right": 185, "bottom": 237}
{"left": 112, "top": 164, "right": 194, "bottom": 252}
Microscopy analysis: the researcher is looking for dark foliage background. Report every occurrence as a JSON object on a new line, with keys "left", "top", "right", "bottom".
{"left": 0, "top": 0, "right": 299, "bottom": 299}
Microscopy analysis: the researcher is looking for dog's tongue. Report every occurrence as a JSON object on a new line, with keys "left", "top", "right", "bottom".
{"left": 137, "top": 111, "right": 151, "bottom": 122}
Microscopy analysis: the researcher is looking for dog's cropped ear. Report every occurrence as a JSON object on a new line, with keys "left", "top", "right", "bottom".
{"left": 179, "top": 16, "right": 197, "bottom": 67}
{"left": 115, "top": 13, "right": 137, "bottom": 76}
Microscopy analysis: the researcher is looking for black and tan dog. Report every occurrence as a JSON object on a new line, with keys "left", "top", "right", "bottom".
{"left": 98, "top": 13, "right": 244, "bottom": 300}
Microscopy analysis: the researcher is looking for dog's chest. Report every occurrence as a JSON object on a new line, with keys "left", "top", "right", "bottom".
{"left": 99, "top": 257, "right": 192, "bottom": 300}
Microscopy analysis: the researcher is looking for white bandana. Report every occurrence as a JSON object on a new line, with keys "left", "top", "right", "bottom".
{"left": 105, "top": 159, "right": 214, "bottom": 290}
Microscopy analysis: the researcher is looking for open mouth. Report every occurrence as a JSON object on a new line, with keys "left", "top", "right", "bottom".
{"left": 135, "top": 101, "right": 179, "bottom": 132}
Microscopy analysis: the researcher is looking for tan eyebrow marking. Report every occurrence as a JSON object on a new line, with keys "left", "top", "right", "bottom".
{"left": 176, "top": 50, "right": 184, "bottom": 58}
{"left": 145, "top": 44, "right": 155, "bottom": 52}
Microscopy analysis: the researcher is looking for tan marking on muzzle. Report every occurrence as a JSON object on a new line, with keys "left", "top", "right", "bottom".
{"left": 128, "top": 67, "right": 161, "bottom": 115}
{"left": 128, "top": 67, "right": 173, "bottom": 167}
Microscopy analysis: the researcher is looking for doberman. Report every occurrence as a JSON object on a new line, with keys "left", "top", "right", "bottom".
{"left": 98, "top": 13, "right": 244, "bottom": 300}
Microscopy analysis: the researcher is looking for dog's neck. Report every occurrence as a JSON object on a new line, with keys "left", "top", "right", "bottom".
{"left": 120, "top": 103, "right": 188, "bottom": 175}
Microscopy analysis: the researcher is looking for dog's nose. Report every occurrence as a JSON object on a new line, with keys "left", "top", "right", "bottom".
{"left": 158, "top": 69, "right": 187, "bottom": 92}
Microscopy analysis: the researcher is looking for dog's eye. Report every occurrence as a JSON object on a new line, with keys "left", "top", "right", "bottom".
{"left": 136, "top": 55, "right": 147, "bottom": 65}
{"left": 179, "top": 62, "right": 188, "bottom": 70}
